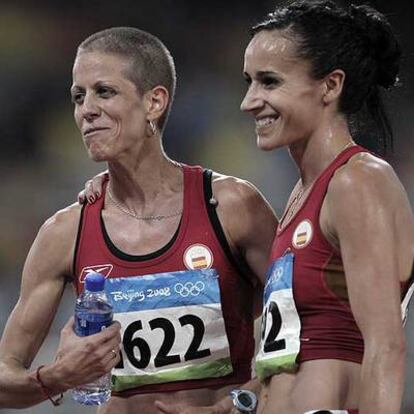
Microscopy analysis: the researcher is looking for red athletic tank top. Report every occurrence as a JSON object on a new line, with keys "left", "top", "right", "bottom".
{"left": 73, "top": 165, "right": 254, "bottom": 395}
{"left": 272, "top": 145, "right": 366, "bottom": 364}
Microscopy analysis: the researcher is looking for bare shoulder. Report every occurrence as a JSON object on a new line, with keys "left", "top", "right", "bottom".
{"left": 329, "top": 152, "right": 410, "bottom": 208}
{"left": 210, "top": 171, "right": 277, "bottom": 246}
{"left": 209, "top": 171, "right": 277, "bottom": 284}
{"left": 29, "top": 202, "right": 83, "bottom": 277}
{"left": 39, "top": 202, "right": 82, "bottom": 240}
{"left": 325, "top": 152, "right": 414, "bottom": 266}
{"left": 211, "top": 171, "right": 276, "bottom": 216}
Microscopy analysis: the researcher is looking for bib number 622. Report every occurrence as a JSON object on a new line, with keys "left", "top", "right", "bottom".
{"left": 116, "top": 314, "right": 211, "bottom": 369}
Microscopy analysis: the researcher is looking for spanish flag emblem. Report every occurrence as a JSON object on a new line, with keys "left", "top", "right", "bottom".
{"left": 192, "top": 256, "right": 208, "bottom": 269}
{"left": 292, "top": 220, "right": 313, "bottom": 249}
{"left": 184, "top": 244, "right": 213, "bottom": 270}
{"left": 295, "top": 231, "right": 308, "bottom": 247}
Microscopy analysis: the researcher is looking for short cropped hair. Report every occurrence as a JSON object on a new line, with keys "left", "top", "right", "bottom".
{"left": 78, "top": 27, "right": 176, "bottom": 131}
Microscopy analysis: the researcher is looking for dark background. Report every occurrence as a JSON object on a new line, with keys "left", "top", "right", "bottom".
{"left": 0, "top": 1, "right": 412, "bottom": 412}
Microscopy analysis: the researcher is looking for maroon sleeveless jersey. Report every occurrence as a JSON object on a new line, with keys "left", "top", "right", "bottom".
{"left": 272, "top": 145, "right": 367, "bottom": 364}
{"left": 73, "top": 165, "right": 254, "bottom": 395}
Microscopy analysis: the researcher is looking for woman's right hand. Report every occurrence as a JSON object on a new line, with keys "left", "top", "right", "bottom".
{"left": 52, "top": 316, "right": 121, "bottom": 390}
{"left": 77, "top": 171, "right": 108, "bottom": 204}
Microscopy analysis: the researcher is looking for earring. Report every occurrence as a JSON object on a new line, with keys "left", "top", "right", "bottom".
{"left": 148, "top": 120, "right": 157, "bottom": 136}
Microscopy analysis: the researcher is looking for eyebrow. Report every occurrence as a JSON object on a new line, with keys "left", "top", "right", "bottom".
{"left": 70, "top": 85, "right": 83, "bottom": 94}
{"left": 243, "top": 70, "right": 282, "bottom": 80}
{"left": 70, "top": 80, "right": 118, "bottom": 93}
{"left": 256, "top": 71, "right": 281, "bottom": 79}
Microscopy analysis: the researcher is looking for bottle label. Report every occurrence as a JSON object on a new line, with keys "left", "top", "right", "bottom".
{"left": 104, "top": 269, "right": 232, "bottom": 391}
{"left": 255, "top": 253, "right": 301, "bottom": 380}
{"left": 75, "top": 316, "right": 112, "bottom": 337}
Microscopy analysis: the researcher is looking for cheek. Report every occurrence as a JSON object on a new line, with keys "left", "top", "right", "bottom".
{"left": 74, "top": 108, "right": 82, "bottom": 130}
{"left": 287, "top": 91, "right": 321, "bottom": 122}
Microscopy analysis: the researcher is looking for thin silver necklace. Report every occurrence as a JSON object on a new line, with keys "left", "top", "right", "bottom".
{"left": 107, "top": 186, "right": 182, "bottom": 221}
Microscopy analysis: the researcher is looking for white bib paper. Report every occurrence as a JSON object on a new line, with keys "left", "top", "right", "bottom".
{"left": 105, "top": 269, "right": 232, "bottom": 391}
{"left": 255, "top": 253, "right": 301, "bottom": 380}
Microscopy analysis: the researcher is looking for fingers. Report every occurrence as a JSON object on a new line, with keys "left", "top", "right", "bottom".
{"left": 88, "top": 172, "right": 109, "bottom": 202}
{"left": 63, "top": 316, "right": 75, "bottom": 331}
{"left": 90, "top": 323, "right": 122, "bottom": 369}
{"left": 86, "top": 179, "right": 98, "bottom": 203}
{"left": 78, "top": 172, "right": 110, "bottom": 204}
{"left": 95, "top": 321, "right": 121, "bottom": 343}
{"left": 77, "top": 180, "right": 93, "bottom": 204}
{"left": 101, "top": 347, "right": 121, "bottom": 370}
{"left": 78, "top": 190, "right": 86, "bottom": 205}
{"left": 154, "top": 401, "right": 178, "bottom": 414}
{"left": 153, "top": 402, "right": 212, "bottom": 414}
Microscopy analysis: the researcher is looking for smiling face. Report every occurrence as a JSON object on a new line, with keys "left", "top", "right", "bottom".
{"left": 71, "top": 51, "right": 148, "bottom": 162}
{"left": 240, "top": 30, "right": 326, "bottom": 151}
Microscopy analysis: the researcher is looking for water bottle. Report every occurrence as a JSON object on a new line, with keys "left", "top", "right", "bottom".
{"left": 72, "top": 272, "right": 113, "bottom": 405}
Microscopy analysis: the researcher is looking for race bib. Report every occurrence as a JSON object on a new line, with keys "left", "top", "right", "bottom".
{"left": 255, "top": 253, "right": 301, "bottom": 380}
{"left": 105, "top": 269, "right": 232, "bottom": 391}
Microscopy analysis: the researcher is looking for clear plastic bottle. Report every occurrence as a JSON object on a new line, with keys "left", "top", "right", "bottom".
{"left": 72, "top": 272, "right": 113, "bottom": 405}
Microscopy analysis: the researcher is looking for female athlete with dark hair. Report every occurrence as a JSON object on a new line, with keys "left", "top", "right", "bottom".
{"left": 240, "top": 1, "right": 413, "bottom": 413}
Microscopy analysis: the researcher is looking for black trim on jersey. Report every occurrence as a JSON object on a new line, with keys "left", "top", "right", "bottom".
{"left": 72, "top": 202, "right": 87, "bottom": 278}
{"left": 203, "top": 169, "right": 253, "bottom": 286}
{"left": 100, "top": 213, "right": 181, "bottom": 262}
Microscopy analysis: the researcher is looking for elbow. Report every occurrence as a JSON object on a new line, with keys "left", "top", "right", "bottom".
{"left": 385, "top": 333, "right": 407, "bottom": 356}
{"left": 365, "top": 332, "right": 407, "bottom": 362}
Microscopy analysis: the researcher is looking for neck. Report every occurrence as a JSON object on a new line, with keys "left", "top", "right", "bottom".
{"left": 288, "top": 115, "right": 354, "bottom": 188}
{"left": 107, "top": 140, "right": 183, "bottom": 212}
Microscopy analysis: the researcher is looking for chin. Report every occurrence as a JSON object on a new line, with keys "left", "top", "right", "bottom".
{"left": 87, "top": 149, "right": 109, "bottom": 163}
{"left": 256, "top": 135, "right": 278, "bottom": 152}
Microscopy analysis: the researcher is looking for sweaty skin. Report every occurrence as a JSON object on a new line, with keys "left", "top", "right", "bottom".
{"left": 241, "top": 30, "right": 414, "bottom": 414}
{"left": 0, "top": 49, "right": 278, "bottom": 414}
{"left": 87, "top": 172, "right": 276, "bottom": 414}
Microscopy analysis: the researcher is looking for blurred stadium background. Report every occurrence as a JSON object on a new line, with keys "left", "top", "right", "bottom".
{"left": 0, "top": 0, "right": 412, "bottom": 412}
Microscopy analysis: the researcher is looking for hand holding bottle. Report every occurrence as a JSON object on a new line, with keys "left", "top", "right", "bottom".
{"left": 53, "top": 315, "right": 121, "bottom": 390}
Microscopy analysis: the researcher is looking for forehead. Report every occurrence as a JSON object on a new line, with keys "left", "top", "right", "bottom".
{"left": 244, "top": 30, "right": 305, "bottom": 74}
{"left": 72, "top": 51, "right": 132, "bottom": 84}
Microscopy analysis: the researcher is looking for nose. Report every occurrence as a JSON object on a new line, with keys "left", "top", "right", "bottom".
{"left": 81, "top": 92, "right": 100, "bottom": 122}
{"left": 240, "top": 84, "right": 263, "bottom": 113}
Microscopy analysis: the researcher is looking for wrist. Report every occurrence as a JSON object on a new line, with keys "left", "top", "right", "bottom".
{"left": 36, "top": 362, "right": 70, "bottom": 393}
{"left": 229, "top": 389, "right": 258, "bottom": 413}
{"left": 213, "top": 396, "right": 233, "bottom": 414}
{"left": 34, "top": 365, "right": 64, "bottom": 406}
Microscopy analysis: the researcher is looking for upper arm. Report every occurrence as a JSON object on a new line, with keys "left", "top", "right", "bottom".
{"left": 326, "top": 155, "right": 413, "bottom": 346}
{"left": 212, "top": 174, "right": 278, "bottom": 287}
{"left": 0, "top": 204, "right": 81, "bottom": 368}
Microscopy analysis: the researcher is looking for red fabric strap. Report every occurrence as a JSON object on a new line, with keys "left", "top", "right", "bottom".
{"left": 35, "top": 365, "right": 64, "bottom": 406}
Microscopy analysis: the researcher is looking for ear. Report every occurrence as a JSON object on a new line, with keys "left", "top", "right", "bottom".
{"left": 322, "top": 69, "right": 345, "bottom": 105}
{"left": 144, "top": 85, "right": 170, "bottom": 124}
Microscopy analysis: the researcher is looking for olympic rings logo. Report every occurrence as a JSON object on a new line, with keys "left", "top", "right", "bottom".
{"left": 174, "top": 281, "right": 205, "bottom": 297}
{"left": 275, "top": 267, "right": 284, "bottom": 279}
{"left": 269, "top": 266, "right": 284, "bottom": 284}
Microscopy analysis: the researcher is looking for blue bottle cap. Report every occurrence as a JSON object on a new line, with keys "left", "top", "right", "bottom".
{"left": 84, "top": 273, "right": 106, "bottom": 292}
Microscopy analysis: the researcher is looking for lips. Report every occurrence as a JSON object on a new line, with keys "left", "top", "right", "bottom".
{"left": 83, "top": 127, "right": 109, "bottom": 137}
{"left": 255, "top": 114, "right": 280, "bottom": 131}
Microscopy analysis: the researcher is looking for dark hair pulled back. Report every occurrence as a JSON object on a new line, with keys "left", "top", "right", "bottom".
{"left": 252, "top": 0, "right": 402, "bottom": 155}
